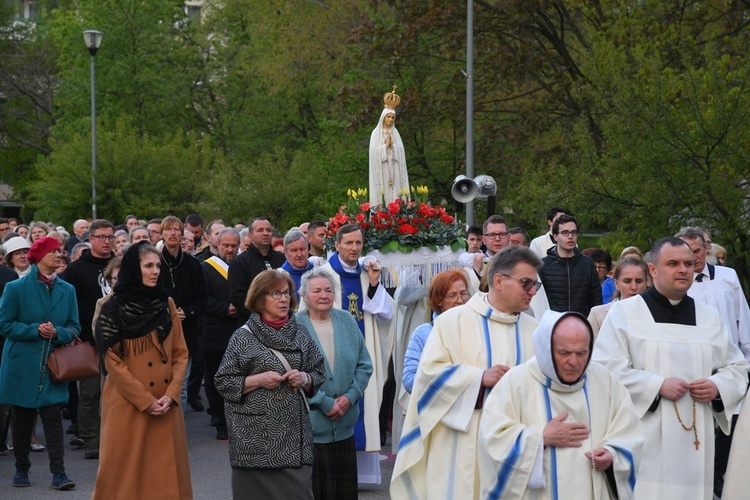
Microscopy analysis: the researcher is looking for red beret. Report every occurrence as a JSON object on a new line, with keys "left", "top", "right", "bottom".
{"left": 27, "top": 236, "right": 61, "bottom": 264}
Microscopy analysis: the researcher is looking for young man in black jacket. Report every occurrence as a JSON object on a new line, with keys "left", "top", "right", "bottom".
{"left": 539, "top": 215, "right": 602, "bottom": 316}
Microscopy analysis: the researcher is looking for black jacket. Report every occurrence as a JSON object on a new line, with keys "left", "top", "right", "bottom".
{"left": 539, "top": 247, "right": 602, "bottom": 317}
{"left": 202, "top": 257, "right": 236, "bottom": 353}
{"left": 60, "top": 249, "right": 113, "bottom": 343}
{"left": 228, "top": 244, "right": 285, "bottom": 325}
{"left": 159, "top": 247, "right": 207, "bottom": 355}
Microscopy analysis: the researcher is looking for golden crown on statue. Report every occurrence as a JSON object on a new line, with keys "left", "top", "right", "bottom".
{"left": 383, "top": 85, "right": 401, "bottom": 110}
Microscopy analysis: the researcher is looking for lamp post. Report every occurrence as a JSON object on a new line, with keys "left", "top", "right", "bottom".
{"left": 83, "top": 30, "right": 102, "bottom": 219}
{"left": 465, "top": 0, "right": 475, "bottom": 226}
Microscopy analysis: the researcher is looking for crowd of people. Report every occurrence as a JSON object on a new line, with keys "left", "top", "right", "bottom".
{"left": 0, "top": 207, "right": 747, "bottom": 500}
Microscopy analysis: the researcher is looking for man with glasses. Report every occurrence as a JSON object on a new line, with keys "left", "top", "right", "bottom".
{"left": 60, "top": 219, "right": 116, "bottom": 459}
{"left": 464, "top": 215, "right": 510, "bottom": 295}
{"left": 530, "top": 206, "right": 568, "bottom": 259}
{"left": 392, "top": 246, "right": 542, "bottom": 499}
{"left": 539, "top": 214, "right": 602, "bottom": 316}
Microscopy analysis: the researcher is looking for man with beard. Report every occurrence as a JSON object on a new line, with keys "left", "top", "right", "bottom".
{"left": 201, "top": 228, "right": 240, "bottom": 440}
{"left": 159, "top": 216, "right": 207, "bottom": 411}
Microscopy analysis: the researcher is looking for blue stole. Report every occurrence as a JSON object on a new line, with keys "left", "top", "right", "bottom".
{"left": 329, "top": 253, "right": 368, "bottom": 449}
{"left": 328, "top": 254, "right": 365, "bottom": 334}
{"left": 282, "top": 260, "right": 314, "bottom": 302}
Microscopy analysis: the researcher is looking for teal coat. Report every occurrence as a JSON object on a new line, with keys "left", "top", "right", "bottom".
{"left": 0, "top": 265, "right": 80, "bottom": 408}
{"left": 296, "top": 308, "right": 373, "bottom": 444}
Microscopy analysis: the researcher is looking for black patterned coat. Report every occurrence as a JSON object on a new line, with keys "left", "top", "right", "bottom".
{"left": 215, "top": 313, "right": 325, "bottom": 469}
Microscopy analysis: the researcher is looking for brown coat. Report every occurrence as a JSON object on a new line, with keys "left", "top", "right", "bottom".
{"left": 92, "top": 298, "right": 193, "bottom": 500}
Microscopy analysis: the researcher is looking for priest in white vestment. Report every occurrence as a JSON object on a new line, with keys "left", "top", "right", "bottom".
{"left": 593, "top": 237, "right": 749, "bottom": 500}
{"left": 677, "top": 227, "right": 750, "bottom": 497}
{"left": 390, "top": 246, "right": 543, "bottom": 499}
{"left": 478, "top": 310, "right": 642, "bottom": 499}
{"left": 302, "top": 224, "right": 396, "bottom": 484}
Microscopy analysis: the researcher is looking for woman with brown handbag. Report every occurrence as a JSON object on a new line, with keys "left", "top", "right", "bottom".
{"left": 0, "top": 236, "right": 80, "bottom": 489}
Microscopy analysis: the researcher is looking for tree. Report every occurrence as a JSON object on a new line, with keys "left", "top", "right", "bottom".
{"left": 27, "top": 117, "right": 224, "bottom": 223}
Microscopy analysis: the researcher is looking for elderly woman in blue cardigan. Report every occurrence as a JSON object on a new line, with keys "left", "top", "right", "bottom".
{"left": 296, "top": 267, "right": 373, "bottom": 500}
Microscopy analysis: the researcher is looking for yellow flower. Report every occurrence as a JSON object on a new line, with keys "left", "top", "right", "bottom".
{"left": 411, "top": 185, "right": 415, "bottom": 193}
{"left": 347, "top": 188, "right": 353, "bottom": 197}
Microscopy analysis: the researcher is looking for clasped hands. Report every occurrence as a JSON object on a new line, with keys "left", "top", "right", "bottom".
{"left": 146, "top": 396, "right": 173, "bottom": 416}
{"left": 252, "top": 369, "right": 309, "bottom": 391}
{"left": 543, "top": 411, "right": 612, "bottom": 471}
{"left": 659, "top": 377, "right": 718, "bottom": 402}
{"left": 38, "top": 321, "right": 57, "bottom": 340}
{"left": 325, "top": 396, "right": 352, "bottom": 421}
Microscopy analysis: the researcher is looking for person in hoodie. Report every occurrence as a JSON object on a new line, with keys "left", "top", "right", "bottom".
{"left": 60, "top": 218, "right": 115, "bottom": 460}
{"left": 391, "top": 245, "right": 542, "bottom": 500}
{"left": 478, "top": 311, "right": 642, "bottom": 500}
{"left": 539, "top": 215, "right": 602, "bottom": 316}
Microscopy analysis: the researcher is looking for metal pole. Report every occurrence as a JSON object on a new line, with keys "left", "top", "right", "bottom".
{"left": 465, "top": 0, "right": 474, "bottom": 226}
{"left": 90, "top": 54, "right": 97, "bottom": 220}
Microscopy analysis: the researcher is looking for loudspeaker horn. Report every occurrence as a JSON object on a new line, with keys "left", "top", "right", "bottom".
{"left": 451, "top": 175, "right": 478, "bottom": 203}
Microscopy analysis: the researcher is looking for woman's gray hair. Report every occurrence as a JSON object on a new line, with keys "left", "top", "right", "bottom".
{"left": 299, "top": 267, "right": 338, "bottom": 299}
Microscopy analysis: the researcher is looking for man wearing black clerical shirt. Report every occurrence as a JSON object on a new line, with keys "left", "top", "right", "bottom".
{"left": 593, "top": 237, "right": 749, "bottom": 500}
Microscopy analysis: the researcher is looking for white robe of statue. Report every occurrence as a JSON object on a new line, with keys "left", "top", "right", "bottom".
{"left": 369, "top": 108, "right": 409, "bottom": 206}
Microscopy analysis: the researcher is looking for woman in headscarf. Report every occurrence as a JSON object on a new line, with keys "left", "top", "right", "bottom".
{"left": 368, "top": 87, "right": 409, "bottom": 206}
{"left": 92, "top": 242, "right": 192, "bottom": 500}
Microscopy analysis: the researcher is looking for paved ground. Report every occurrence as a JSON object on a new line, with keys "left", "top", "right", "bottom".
{"left": 0, "top": 392, "right": 394, "bottom": 499}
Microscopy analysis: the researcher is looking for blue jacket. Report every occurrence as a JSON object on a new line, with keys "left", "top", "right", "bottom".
{"left": 296, "top": 308, "right": 373, "bottom": 444}
{"left": 0, "top": 265, "right": 80, "bottom": 408}
{"left": 402, "top": 322, "right": 434, "bottom": 394}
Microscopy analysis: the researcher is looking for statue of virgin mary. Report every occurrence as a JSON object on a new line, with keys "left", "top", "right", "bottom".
{"left": 369, "top": 86, "right": 409, "bottom": 207}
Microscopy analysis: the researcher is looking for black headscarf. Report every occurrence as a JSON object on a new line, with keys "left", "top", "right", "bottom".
{"left": 95, "top": 241, "right": 172, "bottom": 358}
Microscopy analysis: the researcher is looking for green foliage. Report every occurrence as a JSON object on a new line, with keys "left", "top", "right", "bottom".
{"left": 50, "top": 0, "right": 200, "bottom": 139}
{"left": 27, "top": 117, "right": 222, "bottom": 223}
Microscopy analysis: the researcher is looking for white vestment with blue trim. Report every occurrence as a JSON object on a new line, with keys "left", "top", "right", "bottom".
{"left": 390, "top": 293, "right": 537, "bottom": 499}
{"left": 478, "top": 359, "right": 642, "bottom": 499}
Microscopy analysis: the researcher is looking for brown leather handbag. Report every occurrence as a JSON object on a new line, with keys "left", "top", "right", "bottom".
{"left": 46, "top": 332, "right": 100, "bottom": 384}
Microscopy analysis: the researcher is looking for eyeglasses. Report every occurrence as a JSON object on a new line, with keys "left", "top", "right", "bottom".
{"left": 501, "top": 274, "right": 542, "bottom": 292}
{"left": 444, "top": 291, "right": 470, "bottom": 301}
{"left": 594, "top": 264, "right": 608, "bottom": 271}
{"left": 558, "top": 230, "right": 578, "bottom": 237}
{"left": 268, "top": 290, "right": 291, "bottom": 300}
{"left": 91, "top": 235, "right": 115, "bottom": 242}
{"left": 485, "top": 232, "right": 509, "bottom": 239}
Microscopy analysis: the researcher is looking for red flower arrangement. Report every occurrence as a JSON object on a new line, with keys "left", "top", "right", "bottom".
{"left": 326, "top": 187, "right": 466, "bottom": 254}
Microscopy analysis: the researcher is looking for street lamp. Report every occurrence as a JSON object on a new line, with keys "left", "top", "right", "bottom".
{"left": 83, "top": 30, "right": 102, "bottom": 219}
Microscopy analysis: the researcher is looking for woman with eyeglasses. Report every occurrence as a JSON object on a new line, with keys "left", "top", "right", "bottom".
{"left": 402, "top": 269, "right": 470, "bottom": 394}
{"left": 215, "top": 269, "right": 326, "bottom": 499}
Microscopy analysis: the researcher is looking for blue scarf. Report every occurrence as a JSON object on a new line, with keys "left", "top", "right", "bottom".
{"left": 328, "top": 253, "right": 365, "bottom": 334}
{"left": 281, "top": 260, "right": 314, "bottom": 302}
